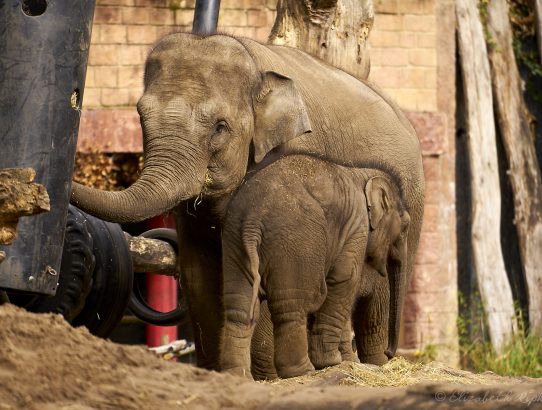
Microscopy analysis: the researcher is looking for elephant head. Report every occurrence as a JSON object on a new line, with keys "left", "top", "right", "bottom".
{"left": 71, "top": 33, "right": 311, "bottom": 223}
{"left": 364, "top": 175, "right": 410, "bottom": 360}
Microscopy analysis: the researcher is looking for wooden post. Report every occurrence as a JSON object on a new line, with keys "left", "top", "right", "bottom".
{"left": 534, "top": 0, "right": 542, "bottom": 65}
{"left": 456, "top": 0, "right": 517, "bottom": 352}
{"left": 268, "top": 0, "right": 374, "bottom": 80}
{"left": 486, "top": 0, "right": 542, "bottom": 336}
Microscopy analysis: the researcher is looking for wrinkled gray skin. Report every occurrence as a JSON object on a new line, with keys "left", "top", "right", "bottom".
{"left": 70, "top": 33, "right": 424, "bottom": 373}
{"left": 220, "top": 155, "right": 409, "bottom": 379}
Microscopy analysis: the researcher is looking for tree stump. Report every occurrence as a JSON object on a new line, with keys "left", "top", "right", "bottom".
{"left": 268, "top": 0, "right": 374, "bottom": 80}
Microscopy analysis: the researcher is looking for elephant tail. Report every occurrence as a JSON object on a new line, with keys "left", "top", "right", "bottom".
{"left": 243, "top": 228, "right": 262, "bottom": 325}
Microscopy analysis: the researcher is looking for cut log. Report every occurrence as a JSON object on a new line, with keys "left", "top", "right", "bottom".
{"left": 456, "top": 0, "right": 517, "bottom": 352}
{"left": 534, "top": 0, "right": 542, "bottom": 65}
{"left": 124, "top": 233, "right": 177, "bottom": 275}
{"left": 0, "top": 168, "right": 50, "bottom": 246}
{"left": 487, "top": 0, "right": 542, "bottom": 336}
{"left": 268, "top": 0, "right": 374, "bottom": 80}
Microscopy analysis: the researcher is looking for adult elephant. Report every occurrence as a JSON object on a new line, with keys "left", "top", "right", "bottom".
{"left": 71, "top": 33, "right": 424, "bottom": 371}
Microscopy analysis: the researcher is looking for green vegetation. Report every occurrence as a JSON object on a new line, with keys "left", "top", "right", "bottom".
{"left": 458, "top": 293, "right": 542, "bottom": 378}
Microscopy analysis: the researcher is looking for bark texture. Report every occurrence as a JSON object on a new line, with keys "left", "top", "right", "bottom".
{"left": 0, "top": 168, "right": 50, "bottom": 246}
{"left": 534, "top": 0, "right": 542, "bottom": 65}
{"left": 487, "top": 0, "right": 542, "bottom": 336}
{"left": 268, "top": 0, "right": 374, "bottom": 80}
{"left": 456, "top": 0, "right": 517, "bottom": 352}
{"left": 125, "top": 233, "right": 177, "bottom": 275}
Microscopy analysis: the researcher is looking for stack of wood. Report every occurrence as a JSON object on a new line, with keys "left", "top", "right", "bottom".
{"left": 457, "top": 0, "right": 542, "bottom": 351}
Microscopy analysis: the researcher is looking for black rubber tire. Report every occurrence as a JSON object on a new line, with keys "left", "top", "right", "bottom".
{"left": 71, "top": 212, "right": 134, "bottom": 338}
{"left": 128, "top": 228, "right": 189, "bottom": 326}
{"left": 18, "top": 205, "right": 95, "bottom": 321}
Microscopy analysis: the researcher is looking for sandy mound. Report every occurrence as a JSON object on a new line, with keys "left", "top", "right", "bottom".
{"left": 0, "top": 304, "right": 540, "bottom": 410}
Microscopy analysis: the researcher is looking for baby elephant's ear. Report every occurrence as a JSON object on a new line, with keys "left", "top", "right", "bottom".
{"left": 365, "top": 176, "right": 394, "bottom": 230}
{"left": 253, "top": 71, "right": 312, "bottom": 163}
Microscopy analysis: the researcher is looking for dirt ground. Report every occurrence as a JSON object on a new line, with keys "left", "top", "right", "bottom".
{"left": 0, "top": 304, "right": 541, "bottom": 410}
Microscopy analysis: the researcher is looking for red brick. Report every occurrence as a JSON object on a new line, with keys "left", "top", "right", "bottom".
{"left": 409, "top": 48, "right": 437, "bottom": 67}
{"left": 218, "top": 9, "right": 247, "bottom": 26}
{"left": 127, "top": 25, "right": 158, "bottom": 44}
{"left": 94, "top": 66, "right": 119, "bottom": 87}
{"left": 101, "top": 88, "right": 131, "bottom": 106}
{"left": 374, "top": 0, "right": 398, "bottom": 14}
{"left": 403, "top": 15, "right": 436, "bottom": 32}
{"left": 119, "top": 45, "right": 148, "bottom": 65}
{"left": 247, "top": 10, "right": 269, "bottom": 27}
{"left": 97, "top": 0, "right": 134, "bottom": 5}
{"left": 82, "top": 89, "right": 101, "bottom": 108}
{"left": 175, "top": 9, "right": 195, "bottom": 26}
{"left": 375, "top": 14, "right": 403, "bottom": 31}
{"left": 148, "top": 7, "right": 175, "bottom": 25}
{"left": 89, "top": 45, "right": 118, "bottom": 65}
{"left": 94, "top": 6, "right": 122, "bottom": 24}
{"left": 123, "top": 7, "right": 151, "bottom": 24}
{"left": 134, "top": 0, "right": 167, "bottom": 6}
{"left": 99, "top": 24, "right": 127, "bottom": 44}
{"left": 380, "top": 48, "right": 408, "bottom": 66}
{"left": 118, "top": 65, "right": 144, "bottom": 88}
{"left": 407, "top": 112, "right": 447, "bottom": 156}
{"left": 78, "top": 109, "right": 143, "bottom": 152}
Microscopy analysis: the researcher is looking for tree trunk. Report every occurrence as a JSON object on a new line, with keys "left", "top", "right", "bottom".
{"left": 534, "top": 0, "right": 542, "bottom": 65}
{"left": 268, "top": 0, "right": 374, "bottom": 80}
{"left": 486, "top": 0, "right": 542, "bottom": 336}
{"left": 456, "top": 0, "right": 517, "bottom": 352}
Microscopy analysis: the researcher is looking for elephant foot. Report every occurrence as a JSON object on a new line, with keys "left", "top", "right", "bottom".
{"left": 222, "top": 366, "right": 254, "bottom": 380}
{"left": 276, "top": 357, "right": 315, "bottom": 379}
{"left": 341, "top": 351, "right": 360, "bottom": 363}
{"left": 359, "top": 352, "right": 388, "bottom": 366}
{"left": 252, "top": 367, "right": 278, "bottom": 381}
{"left": 308, "top": 334, "right": 342, "bottom": 369}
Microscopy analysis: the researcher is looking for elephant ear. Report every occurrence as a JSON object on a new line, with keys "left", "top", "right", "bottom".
{"left": 365, "top": 176, "right": 395, "bottom": 231}
{"left": 253, "top": 71, "right": 312, "bottom": 163}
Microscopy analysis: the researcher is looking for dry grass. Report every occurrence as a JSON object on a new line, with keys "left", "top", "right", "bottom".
{"left": 264, "top": 357, "right": 509, "bottom": 388}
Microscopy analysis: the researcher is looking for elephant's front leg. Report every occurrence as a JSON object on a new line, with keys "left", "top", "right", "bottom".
{"left": 338, "top": 320, "right": 360, "bottom": 363}
{"left": 176, "top": 209, "right": 223, "bottom": 370}
{"left": 352, "top": 268, "right": 390, "bottom": 365}
{"left": 309, "top": 235, "right": 364, "bottom": 369}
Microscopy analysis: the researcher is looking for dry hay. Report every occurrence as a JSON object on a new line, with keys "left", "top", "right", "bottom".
{"left": 264, "top": 357, "right": 511, "bottom": 388}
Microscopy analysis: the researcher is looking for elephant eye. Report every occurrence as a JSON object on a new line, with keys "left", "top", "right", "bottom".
{"left": 213, "top": 120, "right": 229, "bottom": 135}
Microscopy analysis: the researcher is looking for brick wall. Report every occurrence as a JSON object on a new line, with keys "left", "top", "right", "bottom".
{"left": 84, "top": 0, "right": 277, "bottom": 109}
{"left": 80, "top": 0, "right": 459, "bottom": 365}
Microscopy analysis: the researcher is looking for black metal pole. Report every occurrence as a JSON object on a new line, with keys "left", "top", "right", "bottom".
{"left": 0, "top": 0, "right": 96, "bottom": 295}
{"left": 192, "top": 0, "right": 221, "bottom": 34}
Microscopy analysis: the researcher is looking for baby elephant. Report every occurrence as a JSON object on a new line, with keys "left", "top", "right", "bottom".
{"left": 220, "top": 155, "right": 410, "bottom": 379}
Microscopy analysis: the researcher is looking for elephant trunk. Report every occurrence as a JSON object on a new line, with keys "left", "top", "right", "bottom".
{"left": 71, "top": 134, "right": 207, "bottom": 223}
{"left": 385, "top": 255, "right": 406, "bottom": 359}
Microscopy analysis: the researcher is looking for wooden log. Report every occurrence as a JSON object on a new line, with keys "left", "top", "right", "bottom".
{"left": 0, "top": 168, "right": 50, "bottom": 246}
{"left": 534, "top": 0, "right": 542, "bottom": 65}
{"left": 124, "top": 233, "right": 177, "bottom": 275}
{"left": 268, "top": 0, "right": 374, "bottom": 80}
{"left": 456, "top": 0, "right": 517, "bottom": 352}
{"left": 487, "top": 0, "right": 542, "bottom": 336}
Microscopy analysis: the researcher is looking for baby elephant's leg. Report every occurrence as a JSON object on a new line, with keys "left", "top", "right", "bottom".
{"left": 309, "top": 238, "right": 364, "bottom": 369}
{"left": 250, "top": 300, "right": 278, "bottom": 380}
{"left": 352, "top": 273, "right": 390, "bottom": 366}
{"left": 339, "top": 320, "right": 360, "bottom": 363}
{"left": 267, "top": 255, "right": 325, "bottom": 378}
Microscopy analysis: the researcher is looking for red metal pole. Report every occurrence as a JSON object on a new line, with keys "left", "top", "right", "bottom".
{"left": 145, "top": 213, "right": 178, "bottom": 347}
